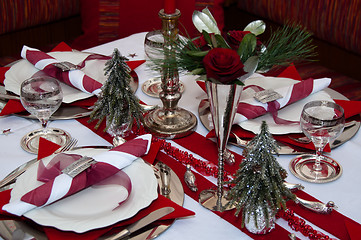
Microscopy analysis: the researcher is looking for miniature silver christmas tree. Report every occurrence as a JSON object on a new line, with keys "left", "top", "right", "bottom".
{"left": 90, "top": 49, "right": 143, "bottom": 131}
{"left": 226, "top": 121, "right": 295, "bottom": 233}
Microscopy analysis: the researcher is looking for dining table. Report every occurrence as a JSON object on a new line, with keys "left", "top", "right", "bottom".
{"left": 0, "top": 31, "right": 361, "bottom": 240}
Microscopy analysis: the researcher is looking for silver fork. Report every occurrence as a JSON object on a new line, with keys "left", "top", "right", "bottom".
{"left": 0, "top": 138, "right": 78, "bottom": 189}
{"left": 56, "top": 138, "right": 78, "bottom": 153}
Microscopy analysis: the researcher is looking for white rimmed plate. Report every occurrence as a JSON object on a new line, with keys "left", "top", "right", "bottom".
{"left": 9, "top": 147, "right": 158, "bottom": 233}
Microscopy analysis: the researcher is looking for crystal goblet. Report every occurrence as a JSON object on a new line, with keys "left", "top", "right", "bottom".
{"left": 20, "top": 76, "right": 69, "bottom": 153}
{"left": 290, "top": 100, "right": 345, "bottom": 183}
{"left": 142, "top": 30, "right": 184, "bottom": 98}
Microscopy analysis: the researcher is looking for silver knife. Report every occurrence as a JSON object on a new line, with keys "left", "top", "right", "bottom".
{"left": 0, "top": 158, "right": 38, "bottom": 190}
{"left": 105, "top": 207, "right": 175, "bottom": 240}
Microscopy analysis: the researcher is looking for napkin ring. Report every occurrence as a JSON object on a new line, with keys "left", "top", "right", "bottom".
{"left": 62, "top": 156, "right": 96, "bottom": 178}
{"left": 53, "top": 62, "right": 80, "bottom": 71}
{"left": 254, "top": 89, "right": 283, "bottom": 103}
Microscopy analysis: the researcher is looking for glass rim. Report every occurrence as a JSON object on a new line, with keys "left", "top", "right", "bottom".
{"left": 21, "top": 76, "right": 60, "bottom": 86}
{"left": 302, "top": 100, "right": 345, "bottom": 124}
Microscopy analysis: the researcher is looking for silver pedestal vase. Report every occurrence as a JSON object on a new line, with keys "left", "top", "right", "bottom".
{"left": 199, "top": 81, "right": 243, "bottom": 211}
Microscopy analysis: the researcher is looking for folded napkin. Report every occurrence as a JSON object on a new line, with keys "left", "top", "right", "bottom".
{"left": 21, "top": 46, "right": 103, "bottom": 95}
{"left": 2, "top": 134, "right": 151, "bottom": 216}
{"left": 0, "top": 99, "right": 25, "bottom": 116}
{"left": 234, "top": 75, "right": 331, "bottom": 124}
{"left": 226, "top": 125, "right": 330, "bottom": 152}
{"left": 37, "top": 137, "right": 62, "bottom": 160}
{"left": 20, "top": 45, "right": 145, "bottom": 95}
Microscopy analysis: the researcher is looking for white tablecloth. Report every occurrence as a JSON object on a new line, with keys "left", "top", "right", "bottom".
{"left": 1, "top": 32, "right": 360, "bottom": 240}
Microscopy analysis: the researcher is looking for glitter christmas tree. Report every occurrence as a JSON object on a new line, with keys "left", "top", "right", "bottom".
{"left": 226, "top": 121, "right": 295, "bottom": 233}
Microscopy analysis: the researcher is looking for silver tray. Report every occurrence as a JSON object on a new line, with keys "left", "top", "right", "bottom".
{"left": 20, "top": 128, "right": 72, "bottom": 154}
{"left": 0, "top": 146, "right": 184, "bottom": 240}
{"left": 289, "top": 154, "right": 343, "bottom": 183}
{"left": 198, "top": 88, "right": 361, "bottom": 154}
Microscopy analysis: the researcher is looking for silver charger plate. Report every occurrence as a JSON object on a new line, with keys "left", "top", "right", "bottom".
{"left": 0, "top": 146, "right": 184, "bottom": 240}
{"left": 20, "top": 128, "right": 72, "bottom": 154}
{"left": 198, "top": 88, "right": 361, "bottom": 154}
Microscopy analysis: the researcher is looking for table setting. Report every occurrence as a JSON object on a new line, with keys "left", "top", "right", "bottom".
{"left": 1, "top": 4, "right": 361, "bottom": 240}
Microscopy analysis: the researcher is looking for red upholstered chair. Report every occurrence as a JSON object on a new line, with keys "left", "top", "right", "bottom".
{"left": 72, "top": 0, "right": 225, "bottom": 50}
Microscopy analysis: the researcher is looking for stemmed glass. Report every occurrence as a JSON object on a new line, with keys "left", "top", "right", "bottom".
{"left": 289, "top": 100, "right": 345, "bottom": 183}
{"left": 142, "top": 30, "right": 184, "bottom": 98}
{"left": 20, "top": 76, "right": 69, "bottom": 153}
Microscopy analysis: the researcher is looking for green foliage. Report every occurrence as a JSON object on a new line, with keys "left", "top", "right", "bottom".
{"left": 257, "top": 24, "right": 317, "bottom": 72}
{"left": 225, "top": 121, "right": 295, "bottom": 228}
{"left": 147, "top": 21, "right": 316, "bottom": 83}
{"left": 238, "top": 33, "right": 257, "bottom": 62}
{"left": 89, "top": 48, "right": 144, "bottom": 131}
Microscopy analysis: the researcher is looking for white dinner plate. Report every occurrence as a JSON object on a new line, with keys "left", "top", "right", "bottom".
{"left": 235, "top": 75, "right": 334, "bottom": 134}
{"left": 4, "top": 51, "right": 109, "bottom": 103}
{"left": 9, "top": 147, "right": 158, "bottom": 233}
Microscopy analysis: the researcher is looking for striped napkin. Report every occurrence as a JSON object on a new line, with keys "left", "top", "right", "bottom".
{"left": 3, "top": 134, "right": 152, "bottom": 216}
{"left": 233, "top": 74, "right": 331, "bottom": 124}
{"left": 21, "top": 46, "right": 105, "bottom": 95}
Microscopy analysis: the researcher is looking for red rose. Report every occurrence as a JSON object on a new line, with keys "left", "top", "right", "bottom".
{"left": 203, "top": 48, "right": 246, "bottom": 84}
{"left": 226, "top": 31, "right": 251, "bottom": 50}
{"left": 192, "top": 34, "right": 213, "bottom": 50}
{"left": 226, "top": 30, "right": 263, "bottom": 51}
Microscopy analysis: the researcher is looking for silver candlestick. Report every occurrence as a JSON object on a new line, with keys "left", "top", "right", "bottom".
{"left": 143, "top": 9, "right": 197, "bottom": 139}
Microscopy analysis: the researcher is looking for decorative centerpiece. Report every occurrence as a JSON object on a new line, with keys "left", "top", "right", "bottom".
{"left": 89, "top": 49, "right": 144, "bottom": 144}
{"left": 225, "top": 121, "right": 295, "bottom": 234}
{"left": 148, "top": 7, "right": 315, "bottom": 212}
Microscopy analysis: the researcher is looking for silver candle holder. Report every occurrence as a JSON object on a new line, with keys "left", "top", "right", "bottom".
{"left": 143, "top": 9, "right": 197, "bottom": 139}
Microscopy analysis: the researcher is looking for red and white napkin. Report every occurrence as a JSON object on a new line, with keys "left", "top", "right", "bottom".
{"left": 2, "top": 134, "right": 152, "bottom": 216}
{"left": 21, "top": 46, "right": 105, "bottom": 95}
{"left": 233, "top": 74, "right": 331, "bottom": 124}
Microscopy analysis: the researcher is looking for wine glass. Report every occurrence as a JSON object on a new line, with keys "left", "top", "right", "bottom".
{"left": 20, "top": 76, "right": 69, "bottom": 153}
{"left": 142, "top": 30, "right": 184, "bottom": 98}
{"left": 289, "top": 100, "right": 345, "bottom": 183}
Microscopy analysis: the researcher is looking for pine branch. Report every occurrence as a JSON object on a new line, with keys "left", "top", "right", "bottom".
{"left": 257, "top": 24, "right": 317, "bottom": 71}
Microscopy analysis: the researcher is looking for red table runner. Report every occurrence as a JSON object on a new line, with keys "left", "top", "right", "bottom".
{"left": 77, "top": 64, "right": 361, "bottom": 239}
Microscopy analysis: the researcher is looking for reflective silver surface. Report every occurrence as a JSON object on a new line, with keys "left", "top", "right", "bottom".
{"left": 20, "top": 128, "right": 72, "bottom": 154}
{"left": 295, "top": 198, "right": 336, "bottom": 214}
{"left": 143, "top": 9, "right": 197, "bottom": 139}
{"left": 200, "top": 82, "right": 243, "bottom": 211}
{"left": 184, "top": 164, "right": 198, "bottom": 192}
{"left": 289, "top": 154, "right": 343, "bottom": 183}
